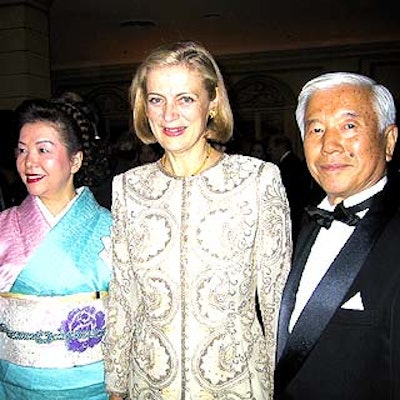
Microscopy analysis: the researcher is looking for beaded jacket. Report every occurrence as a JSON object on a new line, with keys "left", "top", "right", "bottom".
{"left": 104, "top": 154, "right": 292, "bottom": 399}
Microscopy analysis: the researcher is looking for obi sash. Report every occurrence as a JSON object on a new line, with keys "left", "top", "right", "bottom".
{"left": 0, "top": 291, "right": 107, "bottom": 368}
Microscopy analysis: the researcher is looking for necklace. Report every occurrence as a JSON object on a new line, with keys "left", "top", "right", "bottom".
{"left": 162, "top": 144, "right": 212, "bottom": 177}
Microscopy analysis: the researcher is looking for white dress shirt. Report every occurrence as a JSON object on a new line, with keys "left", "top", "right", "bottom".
{"left": 289, "top": 177, "right": 387, "bottom": 332}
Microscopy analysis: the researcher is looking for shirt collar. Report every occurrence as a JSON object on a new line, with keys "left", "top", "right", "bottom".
{"left": 319, "top": 176, "right": 387, "bottom": 211}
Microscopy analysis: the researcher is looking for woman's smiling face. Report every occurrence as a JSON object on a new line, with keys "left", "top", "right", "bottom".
{"left": 145, "top": 64, "right": 217, "bottom": 155}
{"left": 16, "top": 121, "right": 81, "bottom": 204}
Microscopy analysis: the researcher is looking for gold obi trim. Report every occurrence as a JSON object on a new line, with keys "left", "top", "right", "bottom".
{"left": 0, "top": 290, "right": 108, "bottom": 301}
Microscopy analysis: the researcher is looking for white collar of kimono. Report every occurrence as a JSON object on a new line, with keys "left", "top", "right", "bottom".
{"left": 35, "top": 187, "right": 84, "bottom": 227}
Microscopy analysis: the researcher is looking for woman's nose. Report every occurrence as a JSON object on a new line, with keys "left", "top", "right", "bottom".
{"left": 24, "top": 151, "right": 38, "bottom": 168}
{"left": 163, "top": 102, "right": 179, "bottom": 122}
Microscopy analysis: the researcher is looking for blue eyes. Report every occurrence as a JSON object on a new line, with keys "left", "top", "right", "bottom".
{"left": 147, "top": 96, "right": 195, "bottom": 105}
{"left": 181, "top": 96, "right": 194, "bottom": 104}
{"left": 148, "top": 97, "right": 162, "bottom": 104}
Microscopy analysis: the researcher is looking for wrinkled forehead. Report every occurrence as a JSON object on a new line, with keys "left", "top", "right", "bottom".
{"left": 306, "top": 84, "right": 375, "bottom": 115}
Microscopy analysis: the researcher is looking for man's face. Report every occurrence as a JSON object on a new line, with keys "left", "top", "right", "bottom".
{"left": 303, "top": 84, "right": 397, "bottom": 205}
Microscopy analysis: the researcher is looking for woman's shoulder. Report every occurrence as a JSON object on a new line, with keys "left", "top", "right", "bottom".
{"left": 200, "top": 153, "right": 280, "bottom": 194}
{"left": 0, "top": 197, "right": 32, "bottom": 247}
{"left": 0, "top": 195, "right": 34, "bottom": 221}
{"left": 221, "top": 153, "right": 279, "bottom": 175}
{"left": 114, "top": 161, "right": 160, "bottom": 181}
{"left": 112, "top": 161, "right": 169, "bottom": 201}
{"left": 0, "top": 203, "right": 17, "bottom": 224}
{"left": 79, "top": 187, "right": 112, "bottom": 225}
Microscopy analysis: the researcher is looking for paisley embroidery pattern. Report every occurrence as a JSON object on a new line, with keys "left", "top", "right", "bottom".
{"left": 104, "top": 154, "right": 292, "bottom": 399}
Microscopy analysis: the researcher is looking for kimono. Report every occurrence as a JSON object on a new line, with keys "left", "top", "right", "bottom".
{"left": 0, "top": 187, "right": 112, "bottom": 400}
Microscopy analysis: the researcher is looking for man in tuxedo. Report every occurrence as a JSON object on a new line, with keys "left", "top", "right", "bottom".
{"left": 275, "top": 72, "right": 399, "bottom": 399}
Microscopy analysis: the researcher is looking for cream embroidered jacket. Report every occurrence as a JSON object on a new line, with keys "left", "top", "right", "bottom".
{"left": 104, "top": 154, "right": 292, "bottom": 400}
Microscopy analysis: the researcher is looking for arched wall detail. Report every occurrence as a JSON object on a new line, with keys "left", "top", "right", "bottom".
{"left": 230, "top": 74, "right": 299, "bottom": 154}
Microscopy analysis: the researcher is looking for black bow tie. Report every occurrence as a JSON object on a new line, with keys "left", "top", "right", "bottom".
{"left": 305, "top": 196, "right": 375, "bottom": 229}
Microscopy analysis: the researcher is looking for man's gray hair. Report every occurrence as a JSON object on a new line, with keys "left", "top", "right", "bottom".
{"left": 295, "top": 72, "right": 396, "bottom": 139}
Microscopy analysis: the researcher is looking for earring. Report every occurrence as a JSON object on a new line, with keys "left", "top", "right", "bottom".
{"left": 209, "top": 109, "right": 217, "bottom": 119}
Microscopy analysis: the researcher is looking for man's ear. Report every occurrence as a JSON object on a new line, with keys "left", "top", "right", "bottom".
{"left": 384, "top": 125, "right": 398, "bottom": 162}
{"left": 71, "top": 151, "right": 83, "bottom": 174}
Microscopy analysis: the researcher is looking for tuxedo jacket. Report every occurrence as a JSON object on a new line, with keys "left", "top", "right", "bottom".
{"left": 275, "top": 171, "right": 400, "bottom": 400}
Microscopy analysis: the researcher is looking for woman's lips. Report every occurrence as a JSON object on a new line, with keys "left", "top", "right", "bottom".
{"left": 26, "top": 174, "right": 44, "bottom": 184}
{"left": 163, "top": 126, "right": 185, "bottom": 137}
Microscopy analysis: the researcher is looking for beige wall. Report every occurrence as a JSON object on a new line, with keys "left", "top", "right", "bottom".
{"left": 0, "top": 1, "right": 51, "bottom": 110}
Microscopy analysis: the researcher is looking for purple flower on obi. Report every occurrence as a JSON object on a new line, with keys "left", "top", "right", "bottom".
{"left": 59, "top": 306, "right": 105, "bottom": 352}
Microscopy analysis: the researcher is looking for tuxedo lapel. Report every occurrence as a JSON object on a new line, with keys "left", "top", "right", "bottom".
{"left": 276, "top": 186, "right": 396, "bottom": 392}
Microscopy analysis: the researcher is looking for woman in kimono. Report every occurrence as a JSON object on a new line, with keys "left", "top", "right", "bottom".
{"left": 104, "top": 40, "right": 292, "bottom": 400}
{"left": 0, "top": 98, "right": 112, "bottom": 399}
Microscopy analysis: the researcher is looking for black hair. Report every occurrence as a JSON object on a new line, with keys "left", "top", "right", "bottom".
{"left": 15, "top": 97, "right": 110, "bottom": 188}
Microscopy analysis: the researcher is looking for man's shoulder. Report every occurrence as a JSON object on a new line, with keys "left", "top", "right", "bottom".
{"left": 380, "top": 171, "right": 400, "bottom": 208}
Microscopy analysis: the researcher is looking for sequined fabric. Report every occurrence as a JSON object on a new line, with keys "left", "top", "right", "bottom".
{"left": 104, "top": 154, "right": 292, "bottom": 399}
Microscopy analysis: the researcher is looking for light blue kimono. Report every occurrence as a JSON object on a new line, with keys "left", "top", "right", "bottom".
{"left": 0, "top": 187, "right": 112, "bottom": 400}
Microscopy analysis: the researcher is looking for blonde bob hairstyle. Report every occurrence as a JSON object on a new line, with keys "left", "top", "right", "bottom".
{"left": 129, "top": 40, "right": 234, "bottom": 145}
